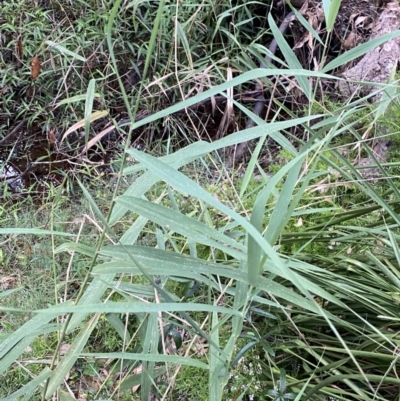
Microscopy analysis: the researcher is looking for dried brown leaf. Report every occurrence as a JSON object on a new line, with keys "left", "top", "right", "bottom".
{"left": 343, "top": 31, "right": 358, "bottom": 50}
{"left": 79, "top": 122, "right": 115, "bottom": 154}
{"left": 48, "top": 127, "right": 57, "bottom": 144}
{"left": 60, "top": 110, "right": 109, "bottom": 144}
{"left": 31, "top": 55, "right": 41, "bottom": 79}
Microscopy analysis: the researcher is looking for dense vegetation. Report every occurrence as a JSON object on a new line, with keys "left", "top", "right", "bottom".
{"left": 1, "top": 0, "right": 400, "bottom": 400}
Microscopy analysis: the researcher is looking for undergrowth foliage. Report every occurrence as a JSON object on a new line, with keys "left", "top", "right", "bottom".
{"left": 2, "top": 0, "right": 400, "bottom": 400}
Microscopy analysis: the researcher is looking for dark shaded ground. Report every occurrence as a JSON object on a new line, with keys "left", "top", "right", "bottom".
{"left": 0, "top": 0, "right": 386, "bottom": 195}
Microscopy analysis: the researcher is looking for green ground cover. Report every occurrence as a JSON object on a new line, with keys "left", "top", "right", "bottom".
{"left": 2, "top": 0, "right": 400, "bottom": 400}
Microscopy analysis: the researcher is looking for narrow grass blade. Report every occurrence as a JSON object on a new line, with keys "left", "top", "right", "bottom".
{"left": 38, "top": 302, "right": 241, "bottom": 317}
{"left": 77, "top": 178, "right": 109, "bottom": 229}
{"left": 45, "top": 40, "right": 86, "bottom": 61}
{"left": 323, "top": 0, "right": 341, "bottom": 32}
{"left": 140, "top": 312, "right": 158, "bottom": 401}
{"left": 176, "top": 21, "right": 193, "bottom": 66}
{"left": 209, "top": 311, "right": 224, "bottom": 401}
{"left": 0, "top": 228, "right": 73, "bottom": 236}
{"left": 55, "top": 242, "right": 96, "bottom": 258}
{"left": 0, "top": 287, "right": 21, "bottom": 299}
{"left": 374, "top": 64, "right": 398, "bottom": 121}
{"left": 45, "top": 313, "right": 100, "bottom": 398}
{"left": 84, "top": 78, "right": 96, "bottom": 144}
{"left": 141, "top": 0, "right": 165, "bottom": 80}
{"left": 268, "top": 13, "right": 310, "bottom": 99}
{"left": 81, "top": 352, "right": 208, "bottom": 369}
{"left": 239, "top": 134, "right": 268, "bottom": 198}
{"left": 322, "top": 31, "right": 400, "bottom": 72}
{"left": 56, "top": 93, "right": 101, "bottom": 108}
